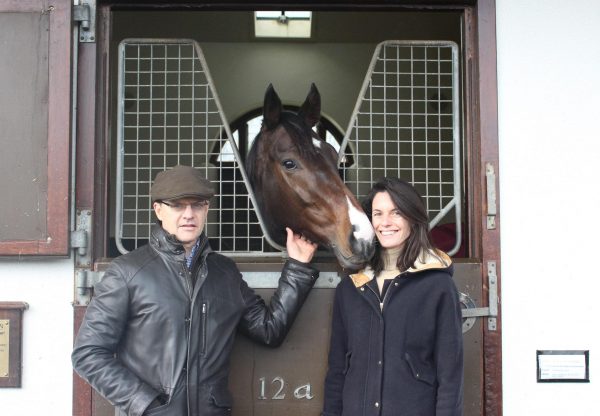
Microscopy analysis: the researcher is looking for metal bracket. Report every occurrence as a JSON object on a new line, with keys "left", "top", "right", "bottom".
{"left": 487, "top": 261, "right": 499, "bottom": 330}
{"left": 75, "top": 269, "right": 104, "bottom": 305}
{"left": 485, "top": 162, "right": 497, "bottom": 229}
{"left": 460, "top": 261, "right": 499, "bottom": 331}
{"left": 71, "top": 209, "right": 92, "bottom": 268}
{"left": 73, "top": 0, "right": 96, "bottom": 43}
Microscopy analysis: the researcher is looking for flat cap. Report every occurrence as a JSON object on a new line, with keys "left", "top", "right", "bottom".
{"left": 151, "top": 165, "right": 215, "bottom": 202}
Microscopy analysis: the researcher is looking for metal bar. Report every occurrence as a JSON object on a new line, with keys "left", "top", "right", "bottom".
{"left": 488, "top": 260, "right": 498, "bottom": 317}
{"left": 115, "top": 41, "right": 127, "bottom": 254}
{"left": 462, "top": 307, "right": 490, "bottom": 318}
{"left": 486, "top": 162, "right": 497, "bottom": 229}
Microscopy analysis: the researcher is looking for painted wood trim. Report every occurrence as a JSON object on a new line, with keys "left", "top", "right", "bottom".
{"left": 475, "top": 0, "right": 503, "bottom": 415}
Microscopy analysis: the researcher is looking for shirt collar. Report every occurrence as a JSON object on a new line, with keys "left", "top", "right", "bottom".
{"left": 185, "top": 239, "right": 201, "bottom": 269}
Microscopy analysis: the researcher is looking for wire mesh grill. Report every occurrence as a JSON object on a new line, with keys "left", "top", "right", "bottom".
{"left": 116, "top": 39, "right": 462, "bottom": 257}
{"left": 116, "top": 39, "right": 270, "bottom": 255}
{"left": 340, "top": 41, "right": 462, "bottom": 255}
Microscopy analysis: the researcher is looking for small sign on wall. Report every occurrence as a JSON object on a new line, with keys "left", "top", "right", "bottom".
{"left": 537, "top": 350, "right": 589, "bottom": 383}
{"left": 0, "top": 302, "right": 28, "bottom": 388}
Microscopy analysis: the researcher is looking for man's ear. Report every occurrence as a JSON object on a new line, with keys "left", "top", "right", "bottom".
{"left": 153, "top": 201, "right": 163, "bottom": 221}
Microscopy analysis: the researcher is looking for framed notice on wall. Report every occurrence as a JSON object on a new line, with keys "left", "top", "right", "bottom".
{"left": 537, "top": 350, "right": 590, "bottom": 383}
{"left": 0, "top": 302, "right": 28, "bottom": 388}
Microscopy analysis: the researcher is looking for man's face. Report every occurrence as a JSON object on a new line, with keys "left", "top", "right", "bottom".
{"left": 153, "top": 197, "right": 209, "bottom": 252}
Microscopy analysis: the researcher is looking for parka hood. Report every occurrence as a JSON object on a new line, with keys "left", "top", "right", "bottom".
{"left": 349, "top": 248, "right": 452, "bottom": 288}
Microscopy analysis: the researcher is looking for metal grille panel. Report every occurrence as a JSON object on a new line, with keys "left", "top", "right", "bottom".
{"left": 116, "top": 39, "right": 274, "bottom": 255}
{"left": 340, "top": 41, "right": 462, "bottom": 255}
{"left": 116, "top": 39, "right": 462, "bottom": 257}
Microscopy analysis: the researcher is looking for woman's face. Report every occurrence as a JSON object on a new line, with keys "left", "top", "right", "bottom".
{"left": 371, "top": 191, "right": 411, "bottom": 251}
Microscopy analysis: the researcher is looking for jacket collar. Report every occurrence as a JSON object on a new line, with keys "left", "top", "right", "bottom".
{"left": 349, "top": 248, "right": 452, "bottom": 288}
{"left": 150, "top": 223, "right": 211, "bottom": 263}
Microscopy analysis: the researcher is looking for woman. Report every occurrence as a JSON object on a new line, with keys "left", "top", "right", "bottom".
{"left": 322, "top": 177, "right": 463, "bottom": 416}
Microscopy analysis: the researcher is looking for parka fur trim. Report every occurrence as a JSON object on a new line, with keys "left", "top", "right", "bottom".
{"left": 349, "top": 248, "right": 452, "bottom": 288}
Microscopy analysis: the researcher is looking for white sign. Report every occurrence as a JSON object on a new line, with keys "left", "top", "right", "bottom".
{"left": 537, "top": 351, "right": 588, "bottom": 381}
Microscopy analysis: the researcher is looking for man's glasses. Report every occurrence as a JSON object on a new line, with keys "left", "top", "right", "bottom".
{"left": 160, "top": 200, "right": 209, "bottom": 212}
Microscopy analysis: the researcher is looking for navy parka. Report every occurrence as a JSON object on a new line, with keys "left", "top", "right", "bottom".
{"left": 323, "top": 250, "right": 463, "bottom": 416}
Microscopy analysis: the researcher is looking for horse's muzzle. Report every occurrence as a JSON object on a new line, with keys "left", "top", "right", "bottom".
{"left": 334, "top": 235, "right": 376, "bottom": 271}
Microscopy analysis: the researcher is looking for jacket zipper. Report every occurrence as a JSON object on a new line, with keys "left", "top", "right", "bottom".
{"left": 181, "top": 265, "right": 193, "bottom": 300}
{"left": 201, "top": 302, "right": 207, "bottom": 355}
{"left": 366, "top": 279, "right": 394, "bottom": 312}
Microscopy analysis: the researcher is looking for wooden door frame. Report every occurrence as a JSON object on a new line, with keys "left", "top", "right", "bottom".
{"left": 73, "top": 1, "right": 501, "bottom": 415}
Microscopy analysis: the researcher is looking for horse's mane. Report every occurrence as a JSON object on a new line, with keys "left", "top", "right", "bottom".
{"left": 278, "top": 111, "right": 321, "bottom": 161}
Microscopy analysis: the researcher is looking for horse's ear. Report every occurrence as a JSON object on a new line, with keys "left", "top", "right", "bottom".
{"left": 298, "top": 83, "right": 321, "bottom": 127}
{"left": 263, "top": 84, "right": 282, "bottom": 130}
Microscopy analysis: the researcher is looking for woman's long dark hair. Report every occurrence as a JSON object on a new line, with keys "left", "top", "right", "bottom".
{"left": 362, "top": 177, "right": 438, "bottom": 275}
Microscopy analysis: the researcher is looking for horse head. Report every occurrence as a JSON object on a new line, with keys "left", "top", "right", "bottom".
{"left": 246, "top": 83, "right": 375, "bottom": 270}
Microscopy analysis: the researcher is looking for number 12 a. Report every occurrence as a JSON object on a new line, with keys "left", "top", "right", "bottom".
{"left": 257, "top": 376, "right": 314, "bottom": 400}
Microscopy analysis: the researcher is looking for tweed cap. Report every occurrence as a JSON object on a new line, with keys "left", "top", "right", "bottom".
{"left": 151, "top": 165, "right": 215, "bottom": 202}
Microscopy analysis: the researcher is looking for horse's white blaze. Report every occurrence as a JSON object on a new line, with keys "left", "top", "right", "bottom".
{"left": 346, "top": 196, "right": 375, "bottom": 241}
{"left": 312, "top": 138, "right": 322, "bottom": 148}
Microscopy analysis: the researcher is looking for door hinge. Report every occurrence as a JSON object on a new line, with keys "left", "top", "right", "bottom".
{"left": 75, "top": 269, "right": 104, "bottom": 305}
{"left": 461, "top": 261, "right": 499, "bottom": 331}
{"left": 72, "top": 209, "right": 103, "bottom": 305}
{"left": 73, "top": 0, "right": 96, "bottom": 43}
{"left": 485, "top": 162, "right": 497, "bottom": 229}
{"left": 71, "top": 209, "right": 93, "bottom": 268}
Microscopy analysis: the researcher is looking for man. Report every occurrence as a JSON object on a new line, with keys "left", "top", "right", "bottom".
{"left": 72, "top": 165, "right": 318, "bottom": 416}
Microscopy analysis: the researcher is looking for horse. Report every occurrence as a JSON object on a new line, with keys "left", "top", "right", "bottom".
{"left": 246, "top": 83, "right": 375, "bottom": 270}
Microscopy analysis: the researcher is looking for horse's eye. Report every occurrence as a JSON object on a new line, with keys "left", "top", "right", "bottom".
{"left": 282, "top": 159, "right": 297, "bottom": 170}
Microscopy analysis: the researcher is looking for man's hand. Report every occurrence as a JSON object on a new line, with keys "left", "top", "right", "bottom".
{"left": 285, "top": 227, "right": 318, "bottom": 263}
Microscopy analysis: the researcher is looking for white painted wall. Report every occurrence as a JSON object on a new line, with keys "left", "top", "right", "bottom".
{"left": 497, "top": 0, "right": 600, "bottom": 414}
{"left": 0, "top": 259, "right": 73, "bottom": 415}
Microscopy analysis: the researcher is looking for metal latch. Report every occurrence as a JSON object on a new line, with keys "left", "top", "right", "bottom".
{"left": 73, "top": 0, "right": 96, "bottom": 43}
{"left": 461, "top": 261, "right": 499, "bottom": 331}
{"left": 486, "top": 162, "right": 497, "bottom": 229}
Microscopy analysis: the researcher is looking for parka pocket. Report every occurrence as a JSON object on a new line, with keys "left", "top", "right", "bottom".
{"left": 210, "top": 387, "right": 233, "bottom": 411}
{"left": 143, "top": 401, "right": 169, "bottom": 416}
{"left": 404, "top": 352, "right": 436, "bottom": 386}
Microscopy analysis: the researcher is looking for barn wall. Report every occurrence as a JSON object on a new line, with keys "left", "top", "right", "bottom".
{"left": 497, "top": 0, "right": 599, "bottom": 414}
{"left": 0, "top": 259, "right": 73, "bottom": 415}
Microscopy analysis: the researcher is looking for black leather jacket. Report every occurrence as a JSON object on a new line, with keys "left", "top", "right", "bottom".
{"left": 72, "top": 224, "right": 319, "bottom": 416}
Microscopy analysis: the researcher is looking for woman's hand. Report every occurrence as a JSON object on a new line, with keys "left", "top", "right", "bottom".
{"left": 285, "top": 227, "right": 318, "bottom": 263}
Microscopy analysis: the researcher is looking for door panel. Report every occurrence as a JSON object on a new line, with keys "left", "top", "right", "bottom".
{"left": 455, "top": 262, "right": 484, "bottom": 415}
{"left": 230, "top": 263, "right": 483, "bottom": 416}
{"left": 87, "top": 262, "right": 484, "bottom": 416}
{"left": 0, "top": 0, "right": 71, "bottom": 255}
